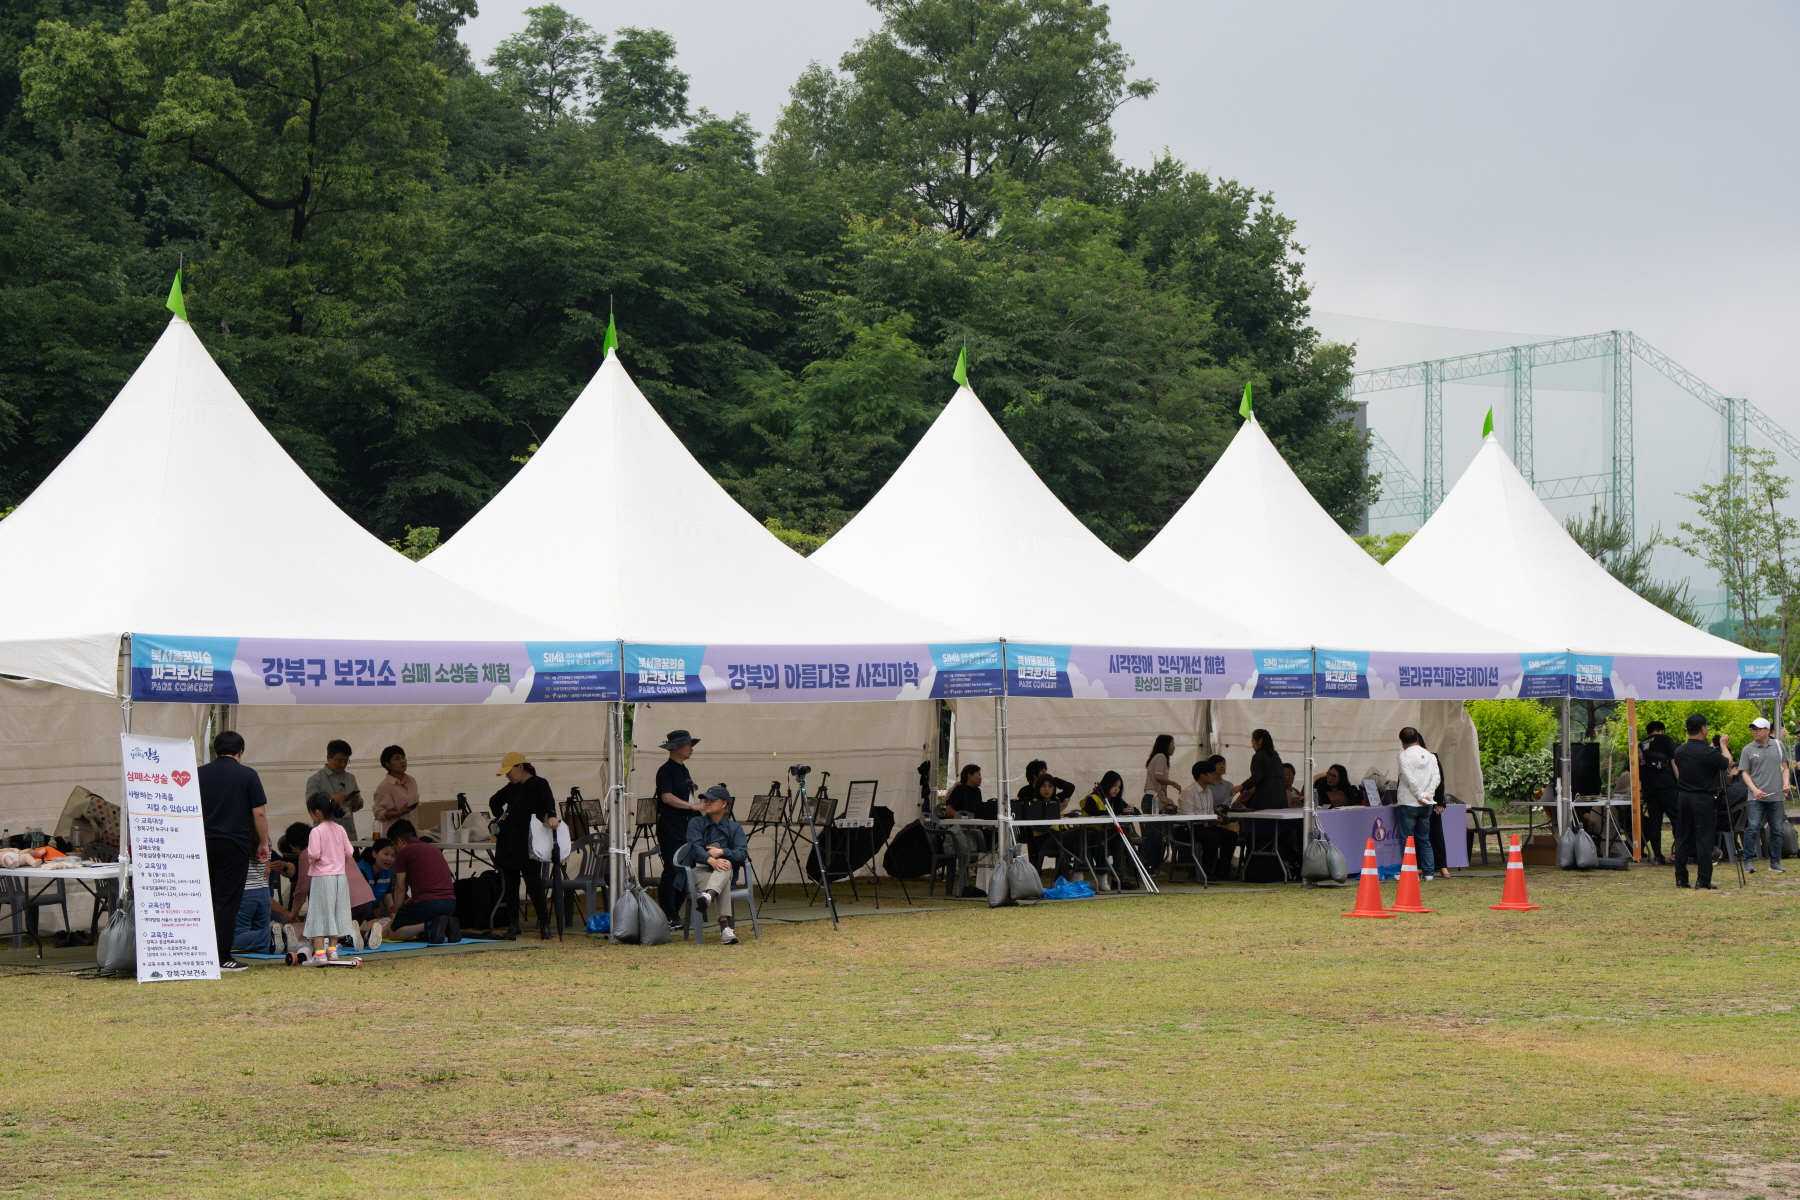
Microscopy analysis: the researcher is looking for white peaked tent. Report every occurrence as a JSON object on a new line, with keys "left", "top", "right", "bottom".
{"left": 1389, "top": 434, "right": 1779, "bottom": 837}
{"left": 1137, "top": 418, "right": 1542, "bottom": 661}
{"left": 423, "top": 352, "right": 981, "bottom": 899}
{"left": 811, "top": 387, "right": 1277, "bottom": 650}
{"left": 422, "top": 352, "right": 969, "bottom": 646}
{"left": 810, "top": 385, "right": 1285, "bottom": 857}
{"left": 1128, "top": 416, "right": 1550, "bottom": 819}
{"left": 1388, "top": 435, "right": 1766, "bottom": 671}
{"left": 0, "top": 317, "right": 576, "bottom": 696}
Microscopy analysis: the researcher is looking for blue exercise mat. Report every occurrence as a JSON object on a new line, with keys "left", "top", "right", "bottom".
{"left": 236, "top": 937, "right": 497, "bottom": 959}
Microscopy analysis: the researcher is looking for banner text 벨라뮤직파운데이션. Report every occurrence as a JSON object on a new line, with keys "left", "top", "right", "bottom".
{"left": 121, "top": 732, "right": 218, "bottom": 981}
{"left": 129, "top": 634, "right": 621, "bottom": 704}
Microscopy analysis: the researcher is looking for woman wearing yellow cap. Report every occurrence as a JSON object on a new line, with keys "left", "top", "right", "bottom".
{"left": 490, "top": 752, "right": 560, "bottom": 939}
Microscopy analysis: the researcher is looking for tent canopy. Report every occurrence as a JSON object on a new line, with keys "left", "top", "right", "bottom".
{"left": 1389, "top": 435, "right": 1775, "bottom": 700}
{"left": 423, "top": 353, "right": 971, "bottom": 647}
{"left": 1137, "top": 418, "right": 1536, "bottom": 654}
{"left": 810, "top": 387, "right": 1285, "bottom": 699}
{"left": 0, "top": 318, "right": 574, "bottom": 697}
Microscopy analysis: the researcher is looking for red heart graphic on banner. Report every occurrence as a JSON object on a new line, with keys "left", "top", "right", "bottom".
{"left": 171, "top": 770, "right": 192, "bottom": 788}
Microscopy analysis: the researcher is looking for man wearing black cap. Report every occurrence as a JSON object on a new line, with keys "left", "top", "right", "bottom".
{"left": 655, "top": 730, "right": 704, "bottom": 923}
{"left": 686, "top": 784, "right": 749, "bottom": 945}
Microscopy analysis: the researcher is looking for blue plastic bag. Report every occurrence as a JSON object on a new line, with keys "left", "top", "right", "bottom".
{"left": 1042, "top": 876, "right": 1096, "bottom": 901}
{"left": 585, "top": 912, "right": 611, "bottom": 934}
{"left": 1376, "top": 864, "right": 1401, "bottom": 882}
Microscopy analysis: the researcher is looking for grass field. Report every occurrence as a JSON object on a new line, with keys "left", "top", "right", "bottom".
{"left": 4, "top": 866, "right": 1799, "bottom": 1199}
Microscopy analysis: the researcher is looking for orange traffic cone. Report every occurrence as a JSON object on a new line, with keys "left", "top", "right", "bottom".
{"left": 1391, "top": 837, "right": 1434, "bottom": 913}
{"left": 1342, "top": 838, "right": 1397, "bottom": 919}
{"left": 1489, "top": 835, "right": 1540, "bottom": 912}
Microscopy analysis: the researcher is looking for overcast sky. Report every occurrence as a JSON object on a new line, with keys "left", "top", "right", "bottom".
{"left": 463, "top": 1, "right": 1800, "bottom": 428}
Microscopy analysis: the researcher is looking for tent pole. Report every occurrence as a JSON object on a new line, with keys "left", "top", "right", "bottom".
{"left": 996, "top": 640, "right": 1012, "bottom": 857}
{"left": 1303, "top": 693, "right": 1316, "bottom": 846}
{"left": 1626, "top": 698, "right": 1642, "bottom": 862}
{"left": 608, "top": 639, "right": 627, "bottom": 925}
{"left": 1559, "top": 694, "right": 1573, "bottom": 836}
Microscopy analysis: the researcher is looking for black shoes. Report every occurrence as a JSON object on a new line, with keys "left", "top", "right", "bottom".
{"left": 537, "top": 920, "right": 553, "bottom": 940}
{"left": 429, "top": 915, "right": 452, "bottom": 944}
{"left": 501, "top": 921, "right": 520, "bottom": 941}
{"left": 444, "top": 917, "right": 461, "bottom": 944}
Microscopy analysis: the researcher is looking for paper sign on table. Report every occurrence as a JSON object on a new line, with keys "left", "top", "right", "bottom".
{"left": 120, "top": 733, "right": 218, "bottom": 982}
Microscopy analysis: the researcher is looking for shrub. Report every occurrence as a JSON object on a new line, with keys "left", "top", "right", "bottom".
{"left": 1485, "top": 749, "right": 1554, "bottom": 807}
{"left": 1607, "top": 700, "right": 1766, "bottom": 759}
{"left": 1465, "top": 700, "right": 1558, "bottom": 772}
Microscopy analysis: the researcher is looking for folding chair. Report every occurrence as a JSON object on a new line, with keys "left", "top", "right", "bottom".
{"left": 674, "top": 842, "right": 760, "bottom": 944}
{"left": 630, "top": 793, "right": 663, "bottom": 884}
{"left": 554, "top": 833, "right": 607, "bottom": 925}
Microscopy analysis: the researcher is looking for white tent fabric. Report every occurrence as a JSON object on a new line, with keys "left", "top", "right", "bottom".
{"left": 1134, "top": 418, "right": 1539, "bottom": 658}
{"left": 1389, "top": 435, "right": 1768, "bottom": 692}
{"left": 0, "top": 318, "right": 574, "bottom": 695}
{"left": 809, "top": 387, "right": 1276, "bottom": 651}
{"left": 423, "top": 353, "right": 970, "bottom": 646}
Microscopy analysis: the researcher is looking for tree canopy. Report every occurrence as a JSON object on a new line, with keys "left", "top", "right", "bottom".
{"left": 3, "top": 0, "right": 1370, "bottom": 553}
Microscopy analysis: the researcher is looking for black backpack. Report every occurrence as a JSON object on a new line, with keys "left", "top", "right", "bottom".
{"left": 454, "top": 869, "right": 502, "bottom": 930}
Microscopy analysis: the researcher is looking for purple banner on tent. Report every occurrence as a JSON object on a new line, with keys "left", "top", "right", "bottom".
{"left": 1609, "top": 654, "right": 1780, "bottom": 701}
{"left": 1014, "top": 645, "right": 1264, "bottom": 699}
{"left": 130, "top": 634, "right": 620, "bottom": 704}
{"left": 622, "top": 642, "right": 1003, "bottom": 703}
{"left": 1361, "top": 651, "right": 1522, "bottom": 699}
{"left": 1316, "top": 804, "right": 1468, "bottom": 872}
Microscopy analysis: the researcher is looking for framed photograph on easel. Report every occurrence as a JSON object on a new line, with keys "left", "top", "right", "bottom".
{"left": 841, "top": 780, "right": 878, "bottom": 828}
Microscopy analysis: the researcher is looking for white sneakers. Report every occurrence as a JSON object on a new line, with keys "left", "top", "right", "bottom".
{"left": 719, "top": 924, "right": 740, "bottom": 945}
{"left": 366, "top": 918, "right": 387, "bottom": 950}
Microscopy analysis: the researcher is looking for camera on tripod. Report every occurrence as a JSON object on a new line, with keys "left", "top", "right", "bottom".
{"left": 789, "top": 764, "right": 812, "bottom": 781}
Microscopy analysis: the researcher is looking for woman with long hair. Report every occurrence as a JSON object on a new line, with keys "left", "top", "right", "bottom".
{"left": 1076, "top": 770, "right": 1136, "bottom": 891}
{"left": 1140, "top": 734, "right": 1178, "bottom": 882}
{"left": 1231, "top": 730, "right": 1285, "bottom": 810}
{"left": 1313, "top": 764, "right": 1361, "bottom": 808}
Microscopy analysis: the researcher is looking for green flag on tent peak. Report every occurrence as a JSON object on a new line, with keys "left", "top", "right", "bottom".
{"left": 1482, "top": 407, "right": 1494, "bottom": 438}
{"left": 953, "top": 347, "right": 968, "bottom": 388}
{"left": 1238, "top": 381, "right": 1253, "bottom": 419}
{"left": 165, "top": 268, "right": 186, "bottom": 323}
{"left": 602, "top": 313, "right": 618, "bottom": 357}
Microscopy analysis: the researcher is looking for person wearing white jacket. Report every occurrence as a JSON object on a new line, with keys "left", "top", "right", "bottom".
{"left": 1395, "top": 727, "right": 1442, "bottom": 881}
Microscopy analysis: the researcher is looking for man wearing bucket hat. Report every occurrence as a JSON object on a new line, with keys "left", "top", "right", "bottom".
{"left": 490, "top": 752, "right": 559, "bottom": 939}
{"left": 654, "top": 731, "right": 704, "bottom": 923}
{"left": 686, "top": 784, "right": 749, "bottom": 945}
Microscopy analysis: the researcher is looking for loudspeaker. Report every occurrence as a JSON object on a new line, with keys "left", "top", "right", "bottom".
{"left": 1556, "top": 742, "right": 1603, "bottom": 796}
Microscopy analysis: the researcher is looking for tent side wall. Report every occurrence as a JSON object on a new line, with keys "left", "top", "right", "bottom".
{"left": 625, "top": 701, "right": 936, "bottom": 884}
{"left": 953, "top": 696, "right": 1483, "bottom": 804}
{"left": 0, "top": 683, "right": 610, "bottom": 848}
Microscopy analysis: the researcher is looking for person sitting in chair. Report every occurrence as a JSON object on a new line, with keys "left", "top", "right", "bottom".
{"left": 1313, "top": 764, "right": 1361, "bottom": 809}
{"left": 686, "top": 785, "right": 749, "bottom": 945}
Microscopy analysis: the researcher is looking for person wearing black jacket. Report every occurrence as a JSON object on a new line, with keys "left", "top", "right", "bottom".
{"left": 1638, "top": 721, "right": 1679, "bottom": 864}
{"left": 1014, "top": 759, "right": 1075, "bottom": 805}
{"left": 1671, "top": 714, "right": 1732, "bottom": 890}
{"left": 489, "top": 752, "right": 559, "bottom": 939}
{"left": 197, "top": 730, "right": 270, "bottom": 973}
{"left": 654, "top": 730, "right": 704, "bottom": 922}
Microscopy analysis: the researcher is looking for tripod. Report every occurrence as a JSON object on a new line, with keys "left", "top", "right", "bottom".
{"left": 795, "top": 769, "right": 839, "bottom": 930}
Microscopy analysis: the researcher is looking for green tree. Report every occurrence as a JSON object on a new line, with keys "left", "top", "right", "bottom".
{"left": 1563, "top": 503, "right": 1700, "bottom": 624}
{"left": 1355, "top": 530, "right": 1413, "bottom": 564}
{"left": 1664, "top": 446, "right": 1800, "bottom": 728}
{"left": 485, "top": 4, "right": 605, "bottom": 125}
{"left": 23, "top": 0, "right": 448, "bottom": 337}
{"left": 781, "top": 0, "right": 1155, "bottom": 236}
{"left": 591, "top": 26, "right": 689, "bottom": 134}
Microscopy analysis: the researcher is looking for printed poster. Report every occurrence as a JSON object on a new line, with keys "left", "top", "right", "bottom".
{"left": 120, "top": 733, "right": 218, "bottom": 982}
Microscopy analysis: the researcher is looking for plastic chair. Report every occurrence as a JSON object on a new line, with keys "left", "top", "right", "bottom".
{"left": 554, "top": 833, "right": 607, "bottom": 924}
{"left": 0, "top": 874, "right": 72, "bottom": 956}
{"left": 673, "top": 842, "right": 759, "bottom": 943}
{"left": 1465, "top": 805, "right": 1507, "bottom": 865}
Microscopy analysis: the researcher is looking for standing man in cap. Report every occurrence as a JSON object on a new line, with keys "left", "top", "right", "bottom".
{"left": 686, "top": 784, "right": 749, "bottom": 944}
{"left": 655, "top": 730, "right": 704, "bottom": 924}
{"left": 1738, "top": 717, "right": 1790, "bottom": 874}
{"left": 490, "top": 752, "right": 559, "bottom": 939}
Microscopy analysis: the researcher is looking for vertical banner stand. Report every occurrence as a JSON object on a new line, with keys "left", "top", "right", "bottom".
{"left": 1626, "top": 698, "right": 1642, "bottom": 862}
